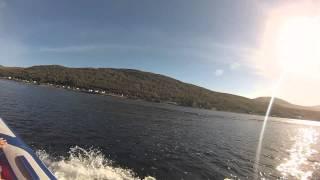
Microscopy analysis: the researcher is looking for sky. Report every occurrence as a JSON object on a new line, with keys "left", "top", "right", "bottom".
{"left": 0, "top": 0, "right": 320, "bottom": 106}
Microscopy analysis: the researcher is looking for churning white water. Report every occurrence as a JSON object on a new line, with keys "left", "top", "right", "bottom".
{"left": 36, "top": 146, "right": 155, "bottom": 180}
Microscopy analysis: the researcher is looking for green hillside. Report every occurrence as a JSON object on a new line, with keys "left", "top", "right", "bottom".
{"left": 1, "top": 65, "right": 320, "bottom": 120}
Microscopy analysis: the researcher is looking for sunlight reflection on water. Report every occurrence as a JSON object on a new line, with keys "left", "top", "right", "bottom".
{"left": 277, "top": 128, "right": 320, "bottom": 180}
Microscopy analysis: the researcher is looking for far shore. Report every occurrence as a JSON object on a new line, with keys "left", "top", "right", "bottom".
{"left": 1, "top": 76, "right": 319, "bottom": 122}
{"left": 0, "top": 76, "right": 128, "bottom": 99}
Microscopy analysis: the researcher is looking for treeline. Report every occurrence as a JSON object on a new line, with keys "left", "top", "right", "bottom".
{"left": 1, "top": 65, "right": 320, "bottom": 120}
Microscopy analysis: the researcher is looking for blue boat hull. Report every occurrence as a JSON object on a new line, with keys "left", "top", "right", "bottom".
{"left": 0, "top": 118, "right": 56, "bottom": 180}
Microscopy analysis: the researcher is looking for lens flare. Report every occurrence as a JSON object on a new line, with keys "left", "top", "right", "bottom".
{"left": 253, "top": 72, "right": 286, "bottom": 179}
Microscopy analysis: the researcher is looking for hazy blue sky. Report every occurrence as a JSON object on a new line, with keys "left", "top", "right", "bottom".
{"left": 1, "top": 0, "right": 319, "bottom": 105}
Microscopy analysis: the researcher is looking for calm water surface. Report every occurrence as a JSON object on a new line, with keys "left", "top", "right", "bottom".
{"left": 0, "top": 79, "right": 319, "bottom": 179}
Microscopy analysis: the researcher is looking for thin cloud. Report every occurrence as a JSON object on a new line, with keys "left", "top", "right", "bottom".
{"left": 230, "top": 62, "right": 240, "bottom": 70}
{"left": 39, "top": 44, "right": 146, "bottom": 53}
{"left": 215, "top": 69, "right": 224, "bottom": 76}
{"left": 182, "top": 40, "right": 260, "bottom": 70}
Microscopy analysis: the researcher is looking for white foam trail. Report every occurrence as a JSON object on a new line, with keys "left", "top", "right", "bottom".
{"left": 36, "top": 146, "right": 156, "bottom": 180}
{"left": 254, "top": 72, "right": 286, "bottom": 180}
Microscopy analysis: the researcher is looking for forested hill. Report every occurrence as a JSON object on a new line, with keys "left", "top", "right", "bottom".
{"left": 1, "top": 65, "right": 320, "bottom": 120}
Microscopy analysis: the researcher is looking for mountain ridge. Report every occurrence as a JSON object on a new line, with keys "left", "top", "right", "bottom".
{"left": 1, "top": 65, "right": 320, "bottom": 120}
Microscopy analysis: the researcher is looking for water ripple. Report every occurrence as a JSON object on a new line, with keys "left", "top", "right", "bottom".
{"left": 277, "top": 128, "right": 320, "bottom": 180}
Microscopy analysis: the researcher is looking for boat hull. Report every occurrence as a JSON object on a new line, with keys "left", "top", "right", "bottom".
{"left": 0, "top": 118, "right": 56, "bottom": 180}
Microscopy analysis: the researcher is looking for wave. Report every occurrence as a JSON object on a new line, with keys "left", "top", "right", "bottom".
{"left": 36, "top": 146, "right": 155, "bottom": 180}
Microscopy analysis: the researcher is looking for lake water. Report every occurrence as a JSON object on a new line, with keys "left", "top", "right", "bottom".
{"left": 0, "top": 79, "right": 319, "bottom": 180}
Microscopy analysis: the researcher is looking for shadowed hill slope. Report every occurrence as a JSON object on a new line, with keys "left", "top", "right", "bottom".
{"left": 1, "top": 65, "right": 320, "bottom": 120}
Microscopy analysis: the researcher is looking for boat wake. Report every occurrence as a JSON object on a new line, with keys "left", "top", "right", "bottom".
{"left": 36, "top": 146, "right": 155, "bottom": 180}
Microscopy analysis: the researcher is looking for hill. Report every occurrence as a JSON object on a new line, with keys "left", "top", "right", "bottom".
{"left": 255, "top": 97, "right": 320, "bottom": 112}
{"left": 254, "top": 97, "right": 292, "bottom": 106}
{"left": 1, "top": 65, "right": 320, "bottom": 120}
{"left": 309, "top": 105, "right": 320, "bottom": 111}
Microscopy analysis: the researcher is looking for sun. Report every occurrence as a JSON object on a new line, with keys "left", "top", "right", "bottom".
{"left": 275, "top": 17, "right": 320, "bottom": 76}
{"left": 250, "top": 1, "right": 320, "bottom": 106}
{"left": 256, "top": 1, "right": 320, "bottom": 79}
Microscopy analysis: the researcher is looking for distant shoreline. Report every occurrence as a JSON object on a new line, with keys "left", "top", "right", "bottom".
{"left": 2, "top": 77, "right": 319, "bottom": 125}
{"left": 0, "top": 76, "right": 182, "bottom": 107}
{"left": 1, "top": 65, "right": 320, "bottom": 121}
{"left": 0, "top": 76, "right": 128, "bottom": 99}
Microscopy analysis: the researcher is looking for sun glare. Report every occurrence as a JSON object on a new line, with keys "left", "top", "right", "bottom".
{"left": 254, "top": 4, "right": 320, "bottom": 178}
{"left": 257, "top": 0, "right": 320, "bottom": 80}
{"left": 276, "top": 17, "right": 320, "bottom": 75}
